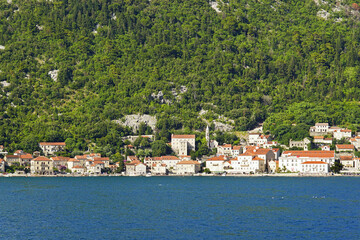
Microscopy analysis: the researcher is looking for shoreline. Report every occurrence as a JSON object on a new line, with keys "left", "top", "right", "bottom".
{"left": 1, "top": 173, "right": 360, "bottom": 177}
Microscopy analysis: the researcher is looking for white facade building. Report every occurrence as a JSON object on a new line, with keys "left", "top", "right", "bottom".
{"left": 39, "top": 142, "right": 66, "bottom": 156}
{"left": 206, "top": 156, "right": 227, "bottom": 172}
{"left": 333, "top": 129, "right": 352, "bottom": 140}
{"left": 171, "top": 135, "right": 196, "bottom": 156}
{"left": 300, "top": 161, "right": 329, "bottom": 173}
{"left": 279, "top": 151, "right": 335, "bottom": 172}
{"left": 176, "top": 160, "right": 201, "bottom": 175}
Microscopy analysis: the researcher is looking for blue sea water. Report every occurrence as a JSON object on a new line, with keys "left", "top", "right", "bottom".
{"left": 0, "top": 176, "right": 359, "bottom": 240}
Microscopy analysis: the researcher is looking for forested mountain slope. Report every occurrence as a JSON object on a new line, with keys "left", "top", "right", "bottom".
{"left": 1, "top": 0, "right": 360, "bottom": 152}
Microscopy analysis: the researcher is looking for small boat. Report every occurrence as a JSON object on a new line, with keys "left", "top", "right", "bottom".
{"left": 145, "top": 173, "right": 152, "bottom": 177}
{"left": 222, "top": 172, "right": 227, "bottom": 176}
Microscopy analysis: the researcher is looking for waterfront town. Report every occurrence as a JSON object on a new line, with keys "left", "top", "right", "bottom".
{"left": 1, "top": 123, "right": 360, "bottom": 177}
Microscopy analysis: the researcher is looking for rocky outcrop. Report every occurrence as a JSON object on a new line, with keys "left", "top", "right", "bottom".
{"left": 113, "top": 114, "right": 157, "bottom": 132}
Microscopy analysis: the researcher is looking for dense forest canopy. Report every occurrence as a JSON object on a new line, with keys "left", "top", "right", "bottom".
{"left": 1, "top": 0, "right": 360, "bottom": 153}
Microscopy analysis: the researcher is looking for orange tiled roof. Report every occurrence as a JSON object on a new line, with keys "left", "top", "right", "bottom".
{"left": 39, "top": 142, "right": 66, "bottom": 146}
{"left": 314, "top": 136, "right": 324, "bottom": 139}
{"left": 252, "top": 157, "right": 264, "bottom": 161}
{"left": 302, "top": 161, "right": 327, "bottom": 164}
{"left": 282, "top": 150, "right": 335, "bottom": 158}
{"left": 51, "top": 156, "right": 70, "bottom": 161}
{"left": 32, "top": 156, "right": 51, "bottom": 161}
{"left": 336, "top": 144, "right": 354, "bottom": 150}
{"left": 172, "top": 134, "right": 195, "bottom": 139}
{"left": 93, "top": 157, "right": 109, "bottom": 161}
{"left": 339, "top": 155, "right": 353, "bottom": 161}
{"left": 177, "top": 160, "right": 200, "bottom": 165}
{"left": 207, "top": 156, "right": 226, "bottom": 161}
{"left": 161, "top": 156, "right": 180, "bottom": 160}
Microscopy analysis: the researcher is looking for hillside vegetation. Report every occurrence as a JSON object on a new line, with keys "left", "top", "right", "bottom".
{"left": 1, "top": 0, "right": 360, "bottom": 153}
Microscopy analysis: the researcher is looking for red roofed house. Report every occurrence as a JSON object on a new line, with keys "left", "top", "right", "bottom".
{"left": 160, "top": 156, "right": 181, "bottom": 172}
{"left": 39, "top": 142, "right": 66, "bottom": 156}
{"left": 206, "top": 155, "right": 228, "bottom": 173}
{"left": 300, "top": 161, "right": 329, "bottom": 173}
{"left": 93, "top": 157, "right": 110, "bottom": 167}
{"left": 72, "top": 165, "right": 86, "bottom": 174}
{"left": 152, "top": 163, "right": 167, "bottom": 175}
{"left": 67, "top": 158, "right": 82, "bottom": 171}
{"left": 333, "top": 129, "right": 352, "bottom": 140}
{"left": 217, "top": 144, "right": 232, "bottom": 156}
{"left": 125, "top": 160, "right": 147, "bottom": 176}
{"left": 51, "top": 156, "right": 70, "bottom": 169}
{"left": 336, "top": 144, "right": 354, "bottom": 152}
{"left": 20, "top": 154, "right": 33, "bottom": 166}
{"left": 171, "top": 134, "right": 196, "bottom": 156}
{"left": 339, "top": 155, "right": 355, "bottom": 168}
{"left": 30, "top": 156, "right": 53, "bottom": 175}
{"left": 279, "top": 151, "right": 335, "bottom": 172}
{"left": 176, "top": 160, "right": 201, "bottom": 175}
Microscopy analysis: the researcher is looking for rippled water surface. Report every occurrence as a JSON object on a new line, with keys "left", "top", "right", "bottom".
{"left": 1, "top": 177, "right": 359, "bottom": 239}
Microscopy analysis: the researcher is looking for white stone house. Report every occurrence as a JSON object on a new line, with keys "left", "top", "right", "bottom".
{"left": 313, "top": 136, "right": 333, "bottom": 145}
{"left": 39, "top": 142, "right": 66, "bottom": 156}
{"left": 279, "top": 151, "right": 335, "bottom": 172}
{"left": 300, "top": 161, "right": 329, "bottom": 173}
{"left": 151, "top": 163, "right": 167, "bottom": 175}
{"left": 67, "top": 158, "right": 82, "bottom": 171}
{"left": 335, "top": 144, "right": 354, "bottom": 152}
{"left": 72, "top": 165, "right": 86, "bottom": 174}
{"left": 217, "top": 144, "right": 232, "bottom": 156}
{"left": 171, "top": 134, "right": 196, "bottom": 156}
{"left": 160, "top": 156, "right": 181, "bottom": 172}
{"left": 30, "top": 156, "right": 54, "bottom": 175}
{"left": 309, "top": 123, "right": 329, "bottom": 135}
{"left": 333, "top": 129, "right": 352, "bottom": 140}
{"left": 176, "top": 160, "right": 201, "bottom": 175}
{"left": 206, "top": 155, "right": 227, "bottom": 173}
{"left": 339, "top": 155, "right": 355, "bottom": 168}
{"left": 125, "top": 160, "right": 147, "bottom": 176}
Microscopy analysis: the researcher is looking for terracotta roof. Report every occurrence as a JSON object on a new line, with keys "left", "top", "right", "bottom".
{"left": 252, "top": 157, "right": 264, "bottom": 161}
{"left": 161, "top": 156, "right": 180, "bottom": 161}
{"left": 75, "top": 155, "right": 88, "bottom": 160}
{"left": 222, "top": 144, "right": 232, "bottom": 148}
{"left": 93, "top": 161, "right": 105, "bottom": 165}
{"left": 127, "top": 156, "right": 139, "bottom": 161}
{"left": 177, "top": 160, "right": 200, "bottom": 165}
{"left": 20, "top": 154, "right": 33, "bottom": 159}
{"left": 340, "top": 129, "right": 351, "bottom": 132}
{"left": 68, "top": 158, "right": 80, "bottom": 162}
{"left": 272, "top": 148, "right": 280, "bottom": 152}
{"left": 340, "top": 155, "right": 353, "bottom": 161}
{"left": 314, "top": 136, "right": 324, "bottom": 139}
{"left": 72, "top": 165, "right": 84, "bottom": 169}
{"left": 336, "top": 145, "right": 354, "bottom": 150}
{"left": 5, "top": 155, "right": 19, "bottom": 158}
{"left": 51, "top": 156, "right": 70, "bottom": 161}
{"left": 93, "top": 157, "right": 109, "bottom": 161}
{"left": 126, "top": 160, "right": 141, "bottom": 165}
{"left": 232, "top": 146, "right": 241, "bottom": 150}
{"left": 32, "top": 156, "right": 51, "bottom": 161}
{"left": 207, "top": 156, "right": 226, "bottom": 161}
{"left": 39, "top": 142, "right": 66, "bottom": 146}
{"left": 302, "top": 161, "right": 327, "bottom": 164}
{"left": 324, "top": 138, "right": 333, "bottom": 140}
{"left": 252, "top": 148, "right": 272, "bottom": 155}
{"left": 282, "top": 151, "right": 335, "bottom": 158}
{"left": 171, "top": 134, "right": 195, "bottom": 139}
